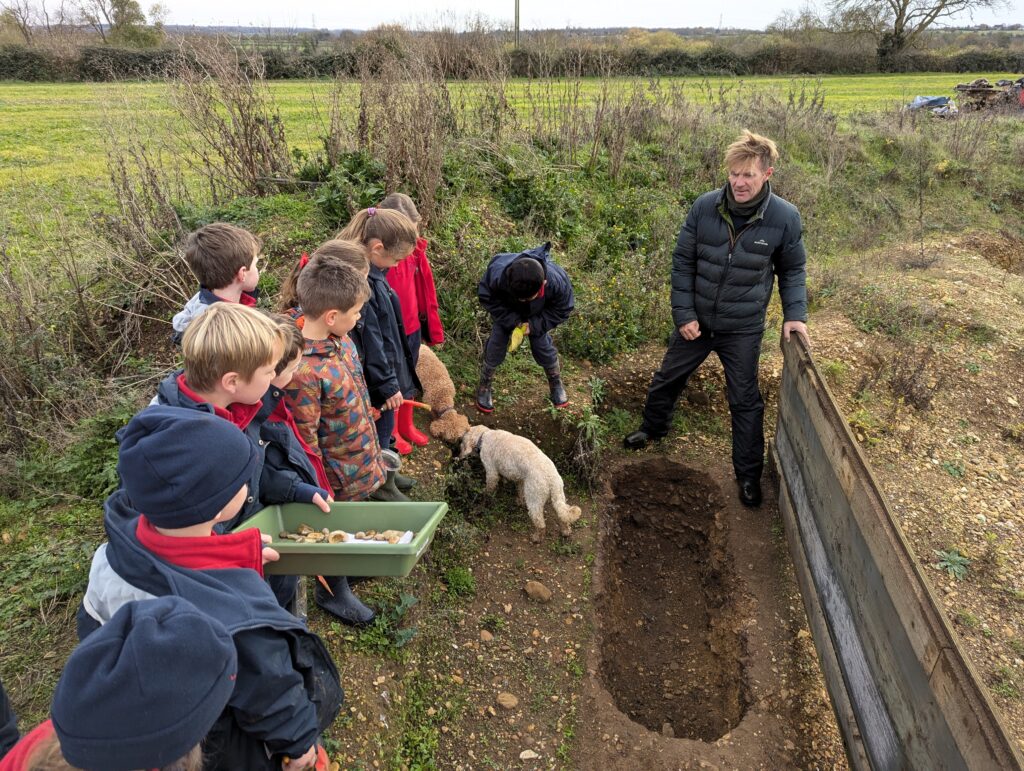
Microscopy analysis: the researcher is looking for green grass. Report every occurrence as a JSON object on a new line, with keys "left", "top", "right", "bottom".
{"left": 0, "top": 71, "right": 1015, "bottom": 246}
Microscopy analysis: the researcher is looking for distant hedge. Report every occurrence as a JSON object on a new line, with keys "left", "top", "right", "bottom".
{"left": 0, "top": 42, "right": 1021, "bottom": 82}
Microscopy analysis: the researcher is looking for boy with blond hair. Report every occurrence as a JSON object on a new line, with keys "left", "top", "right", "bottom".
{"left": 172, "top": 222, "right": 263, "bottom": 344}
{"left": 76, "top": 407, "right": 341, "bottom": 770}
{"left": 154, "top": 303, "right": 330, "bottom": 531}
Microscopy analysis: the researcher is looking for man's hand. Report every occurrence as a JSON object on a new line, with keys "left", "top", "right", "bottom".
{"left": 311, "top": 492, "right": 332, "bottom": 513}
{"left": 782, "top": 320, "right": 810, "bottom": 347}
{"left": 523, "top": 321, "right": 530, "bottom": 335}
{"left": 282, "top": 744, "right": 317, "bottom": 770}
{"left": 678, "top": 321, "right": 701, "bottom": 340}
{"left": 383, "top": 391, "right": 404, "bottom": 411}
{"left": 260, "top": 533, "right": 280, "bottom": 566}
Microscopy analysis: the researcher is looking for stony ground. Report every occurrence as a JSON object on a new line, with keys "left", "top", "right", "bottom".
{"left": 310, "top": 231, "right": 1024, "bottom": 768}
{"left": 806, "top": 232, "right": 1024, "bottom": 749}
{"left": 7, "top": 233, "right": 1021, "bottom": 769}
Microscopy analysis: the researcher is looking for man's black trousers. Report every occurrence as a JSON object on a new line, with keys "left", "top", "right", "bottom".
{"left": 640, "top": 330, "right": 765, "bottom": 481}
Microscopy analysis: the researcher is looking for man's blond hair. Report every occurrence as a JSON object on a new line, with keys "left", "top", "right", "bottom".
{"left": 182, "top": 304, "right": 283, "bottom": 392}
{"left": 724, "top": 130, "right": 779, "bottom": 172}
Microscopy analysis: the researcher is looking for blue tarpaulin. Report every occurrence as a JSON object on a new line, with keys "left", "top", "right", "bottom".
{"left": 907, "top": 95, "right": 951, "bottom": 110}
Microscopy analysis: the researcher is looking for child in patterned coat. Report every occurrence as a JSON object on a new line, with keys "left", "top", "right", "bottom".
{"left": 283, "top": 246, "right": 402, "bottom": 623}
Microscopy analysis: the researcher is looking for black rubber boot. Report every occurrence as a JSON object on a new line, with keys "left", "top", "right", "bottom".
{"left": 476, "top": 365, "right": 496, "bottom": 413}
{"left": 546, "top": 368, "right": 569, "bottom": 408}
{"left": 368, "top": 470, "right": 410, "bottom": 502}
{"left": 738, "top": 477, "right": 763, "bottom": 508}
{"left": 394, "top": 472, "right": 416, "bottom": 492}
{"left": 315, "top": 576, "right": 376, "bottom": 626}
{"left": 623, "top": 430, "right": 650, "bottom": 450}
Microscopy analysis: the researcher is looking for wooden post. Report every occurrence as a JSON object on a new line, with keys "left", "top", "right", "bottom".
{"left": 514, "top": 0, "right": 520, "bottom": 49}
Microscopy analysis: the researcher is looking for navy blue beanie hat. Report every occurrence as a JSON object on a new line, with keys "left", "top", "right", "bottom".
{"left": 117, "top": 405, "right": 259, "bottom": 528}
{"left": 51, "top": 596, "right": 237, "bottom": 771}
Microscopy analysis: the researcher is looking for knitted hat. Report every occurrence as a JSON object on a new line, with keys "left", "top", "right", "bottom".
{"left": 117, "top": 405, "right": 259, "bottom": 528}
{"left": 51, "top": 596, "right": 237, "bottom": 771}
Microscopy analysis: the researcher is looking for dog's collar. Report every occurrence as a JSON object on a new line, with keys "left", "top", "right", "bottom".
{"left": 475, "top": 433, "right": 484, "bottom": 453}
{"left": 434, "top": 405, "right": 455, "bottom": 419}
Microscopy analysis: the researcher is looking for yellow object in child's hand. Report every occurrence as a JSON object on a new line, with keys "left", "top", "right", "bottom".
{"left": 507, "top": 323, "right": 528, "bottom": 352}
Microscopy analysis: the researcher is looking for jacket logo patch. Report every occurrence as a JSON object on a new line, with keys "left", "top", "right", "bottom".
{"left": 753, "top": 239, "right": 769, "bottom": 246}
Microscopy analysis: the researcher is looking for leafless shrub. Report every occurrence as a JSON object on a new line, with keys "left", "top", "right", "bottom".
{"left": 170, "top": 40, "right": 293, "bottom": 201}
{"left": 942, "top": 111, "right": 997, "bottom": 167}
{"left": 887, "top": 344, "right": 945, "bottom": 411}
{"left": 99, "top": 87, "right": 186, "bottom": 262}
{"left": 354, "top": 46, "right": 455, "bottom": 218}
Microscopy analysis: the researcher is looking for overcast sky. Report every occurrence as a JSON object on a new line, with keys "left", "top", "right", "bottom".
{"left": 160, "top": 0, "right": 1024, "bottom": 32}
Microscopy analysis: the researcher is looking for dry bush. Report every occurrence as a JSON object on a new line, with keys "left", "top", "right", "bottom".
{"left": 170, "top": 40, "right": 293, "bottom": 201}
{"left": 887, "top": 344, "right": 945, "bottom": 412}
{"left": 353, "top": 46, "right": 456, "bottom": 218}
{"left": 99, "top": 87, "right": 187, "bottom": 262}
{"left": 419, "top": 16, "right": 507, "bottom": 80}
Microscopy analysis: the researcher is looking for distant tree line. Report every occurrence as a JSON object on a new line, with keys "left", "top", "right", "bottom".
{"left": 0, "top": 1, "right": 1022, "bottom": 82}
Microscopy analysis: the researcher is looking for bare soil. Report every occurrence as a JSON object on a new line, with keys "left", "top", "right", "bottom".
{"left": 310, "top": 366, "right": 847, "bottom": 769}
{"left": 598, "top": 459, "right": 747, "bottom": 741}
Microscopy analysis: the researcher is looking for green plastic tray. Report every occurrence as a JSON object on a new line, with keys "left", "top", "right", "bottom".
{"left": 233, "top": 501, "right": 448, "bottom": 576}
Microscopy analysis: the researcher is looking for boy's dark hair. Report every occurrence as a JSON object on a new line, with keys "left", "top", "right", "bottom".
{"left": 297, "top": 254, "right": 371, "bottom": 319}
{"left": 183, "top": 223, "right": 261, "bottom": 291}
{"left": 506, "top": 257, "right": 545, "bottom": 299}
{"left": 271, "top": 315, "right": 305, "bottom": 374}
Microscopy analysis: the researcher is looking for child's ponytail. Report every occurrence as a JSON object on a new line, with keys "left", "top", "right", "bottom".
{"left": 337, "top": 208, "right": 417, "bottom": 254}
{"left": 276, "top": 253, "right": 309, "bottom": 313}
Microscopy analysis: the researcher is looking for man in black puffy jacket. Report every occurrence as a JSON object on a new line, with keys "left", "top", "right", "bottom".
{"left": 625, "top": 130, "right": 810, "bottom": 507}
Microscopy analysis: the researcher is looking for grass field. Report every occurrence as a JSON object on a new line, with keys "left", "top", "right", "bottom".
{"left": 0, "top": 71, "right": 1016, "bottom": 248}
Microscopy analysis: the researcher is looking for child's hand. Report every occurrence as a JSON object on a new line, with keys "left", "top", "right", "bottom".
{"left": 260, "top": 533, "right": 280, "bottom": 566}
{"left": 283, "top": 744, "right": 317, "bottom": 769}
{"left": 383, "top": 392, "right": 404, "bottom": 411}
{"left": 311, "top": 492, "right": 332, "bottom": 513}
{"left": 523, "top": 321, "right": 530, "bottom": 335}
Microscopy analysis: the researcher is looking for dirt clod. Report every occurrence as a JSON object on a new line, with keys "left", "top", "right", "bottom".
{"left": 523, "top": 580, "right": 552, "bottom": 603}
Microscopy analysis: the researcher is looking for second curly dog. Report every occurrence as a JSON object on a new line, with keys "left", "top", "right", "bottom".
{"left": 459, "top": 424, "right": 582, "bottom": 542}
{"left": 416, "top": 344, "right": 471, "bottom": 444}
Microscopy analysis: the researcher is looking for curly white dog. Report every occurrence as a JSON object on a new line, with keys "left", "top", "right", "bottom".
{"left": 459, "top": 424, "right": 582, "bottom": 542}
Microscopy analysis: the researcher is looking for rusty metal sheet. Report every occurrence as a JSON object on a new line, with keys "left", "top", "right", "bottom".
{"left": 774, "top": 337, "right": 1021, "bottom": 770}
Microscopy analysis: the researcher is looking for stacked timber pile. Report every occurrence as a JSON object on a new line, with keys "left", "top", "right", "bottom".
{"left": 953, "top": 77, "right": 1024, "bottom": 112}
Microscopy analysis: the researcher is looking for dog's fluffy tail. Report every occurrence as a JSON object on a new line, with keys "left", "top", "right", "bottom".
{"left": 551, "top": 484, "right": 582, "bottom": 525}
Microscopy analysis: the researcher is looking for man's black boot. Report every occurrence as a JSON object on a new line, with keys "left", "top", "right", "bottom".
{"left": 623, "top": 430, "right": 650, "bottom": 450}
{"left": 738, "top": 477, "right": 762, "bottom": 508}
{"left": 476, "top": 365, "right": 495, "bottom": 413}
{"left": 545, "top": 368, "right": 569, "bottom": 407}
{"left": 315, "top": 576, "right": 376, "bottom": 626}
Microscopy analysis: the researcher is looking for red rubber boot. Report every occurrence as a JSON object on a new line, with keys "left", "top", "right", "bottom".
{"left": 397, "top": 401, "right": 430, "bottom": 446}
{"left": 392, "top": 432, "right": 413, "bottom": 455}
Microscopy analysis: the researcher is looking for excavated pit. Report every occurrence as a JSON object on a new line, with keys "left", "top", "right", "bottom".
{"left": 597, "top": 458, "right": 749, "bottom": 741}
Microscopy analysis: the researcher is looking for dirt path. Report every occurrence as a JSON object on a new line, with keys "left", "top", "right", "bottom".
{"left": 313, "top": 367, "right": 846, "bottom": 768}
{"left": 577, "top": 456, "right": 841, "bottom": 770}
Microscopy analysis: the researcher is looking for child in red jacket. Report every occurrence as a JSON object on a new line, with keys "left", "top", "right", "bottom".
{"left": 378, "top": 193, "right": 444, "bottom": 449}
